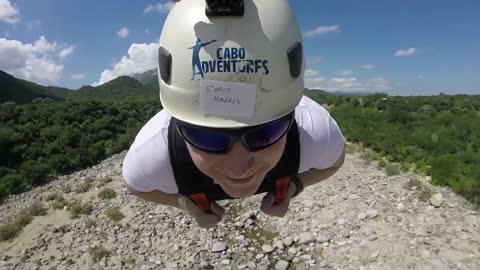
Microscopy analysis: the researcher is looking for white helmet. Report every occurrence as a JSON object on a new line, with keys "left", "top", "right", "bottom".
{"left": 158, "top": 0, "right": 304, "bottom": 128}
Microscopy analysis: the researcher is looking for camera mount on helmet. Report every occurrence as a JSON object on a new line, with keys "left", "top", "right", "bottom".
{"left": 205, "top": 0, "right": 244, "bottom": 17}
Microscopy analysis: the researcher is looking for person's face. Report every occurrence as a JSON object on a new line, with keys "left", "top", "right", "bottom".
{"left": 186, "top": 136, "right": 287, "bottom": 198}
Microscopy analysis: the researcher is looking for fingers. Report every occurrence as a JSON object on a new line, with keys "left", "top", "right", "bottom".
{"left": 210, "top": 201, "right": 226, "bottom": 217}
{"left": 260, "top": 191, "right": 290, "bottom": 217}
{"left": 184, "top": 197, "right": 224, "bottom": 228}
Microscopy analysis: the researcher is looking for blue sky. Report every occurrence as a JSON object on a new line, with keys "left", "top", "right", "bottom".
{"left": 1, "top": 0, "right": 479, "bottom": 96}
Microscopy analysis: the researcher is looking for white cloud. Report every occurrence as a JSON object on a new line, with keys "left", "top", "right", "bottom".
{"left": 362, "top": 64, "right": 375, "bottom": 69}
{"left": 304, "top": 25, "right": 340, "bottom": 38}
{"left": 305, "top": 68, "right": 391, "bottom": 92}
{"left": 94, "top": 42, "right": 158, "bottom": 86}
{"left": 0, "top": 36, "right": 68, "bottom": 85}
{"left": 59, "top": 45, "right": 75, "bottom": 60}
{"left": 0, "top": 0, "right": 19, "bottom": 24}
{"left": 117, "top": 27, "right": 129, "bottom": 39}
{"left": 339, "top": 70, "right": 353, "bottom": 76}
{"left": 71, "top": 74, "right": 86, "bottom": 80}
{"left": 144, "top": 2, "right": 175, "bottom": 14}
{"left": 394, "top": 47, "right": 416, "bottom": 57}
{"left": 305, "top": 69, "right": 319, "bottom": 78}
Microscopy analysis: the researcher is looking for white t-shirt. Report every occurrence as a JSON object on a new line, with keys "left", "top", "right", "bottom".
{"left": 122, "top": 95, "right": 345, "bottom": 194}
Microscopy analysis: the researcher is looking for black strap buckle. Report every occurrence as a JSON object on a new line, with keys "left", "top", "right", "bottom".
{"left": 205, "top": 0, "right": 244, "bottom": 17}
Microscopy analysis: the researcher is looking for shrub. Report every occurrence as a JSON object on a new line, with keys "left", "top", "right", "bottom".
{"left": 28, "top": 201, "right": 48, "bottom": 216}
{"left": 0, "top": 224, "right": 22, "bottom": 242}
{"left": 385, "top": 162, "right": 402, "bottom": 176}
{"left": 68, "top": 201, "right": 93, "bottom": 219}
{"left": 105, "top": 207, "right": 124, "bottom": 223}
{"left": 45, "top": 193, "right": 61, "bottom": 201}
{"left": 52, "top": 196, "right": 67, "bottom": 210}
{"left": 89, "top": 245, "right": 110, "bottom": 262}
{"left": 75, "top": 179, "right": 92, "bottom": 194}
{"left": 98, "top": 188, "right": 116, "bottom": 200}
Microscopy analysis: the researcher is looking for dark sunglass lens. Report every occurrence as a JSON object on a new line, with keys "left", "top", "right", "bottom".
{"left": 245, "top": 118, "right": 291, "bottom": 149}
{"left": 180, "top": 126, "right": 230, "bottom": 152}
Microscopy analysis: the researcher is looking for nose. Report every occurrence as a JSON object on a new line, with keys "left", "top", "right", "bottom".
{"left": 222, "top": 142, "right": 255, "bottom": 178}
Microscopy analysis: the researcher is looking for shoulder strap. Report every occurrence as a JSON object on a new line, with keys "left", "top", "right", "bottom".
{"left": 168, "top": 117, "right": 300, "bottom": 201}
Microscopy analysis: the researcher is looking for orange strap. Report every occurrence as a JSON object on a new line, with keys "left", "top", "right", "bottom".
{"left": 273, "top": 176, "right": 291, "bottom": 205}
{"left": 189, "top": 193, "right": 213, "bottom": 214}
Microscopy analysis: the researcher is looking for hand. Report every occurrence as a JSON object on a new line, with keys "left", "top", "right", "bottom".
{"left": 178, "top": 195, "right": 225, "bottom": 228}
{"left": 260, "top": 181, "right": 297, "bottom": 217}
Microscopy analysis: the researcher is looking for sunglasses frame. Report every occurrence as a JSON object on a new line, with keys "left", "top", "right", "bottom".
{"left": 175, "top": 111, "right": 296, "bottom": 154}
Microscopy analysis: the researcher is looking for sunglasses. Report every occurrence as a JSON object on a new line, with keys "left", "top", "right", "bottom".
{"left": 175, "top": 112, "right": 295, "bottom": 154}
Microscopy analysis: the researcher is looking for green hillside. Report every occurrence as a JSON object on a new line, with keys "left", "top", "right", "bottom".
{"left": 0, "top": 71, "right": 158, "bottom": 104}
{"left": 0, "top": 70, "right": 70, "bottom": 104}
{"left": 68, "top": 76, "right": 157, "bottom": 100}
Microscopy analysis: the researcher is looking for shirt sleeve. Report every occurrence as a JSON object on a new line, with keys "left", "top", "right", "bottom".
{"left": 296, "top": 96, "right": 346, "bottom": 172}
{"left": 121, "top": 110, "right": 178, "bottom": 194}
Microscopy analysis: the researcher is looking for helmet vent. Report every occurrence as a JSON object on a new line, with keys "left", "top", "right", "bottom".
{"left": 158, "top": 46, "right": 172, "bottom": 83}
{"left": 287, "top": 42, "right": 303, "bottom": 78}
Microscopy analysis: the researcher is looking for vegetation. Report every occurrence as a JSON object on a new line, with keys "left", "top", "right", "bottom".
{"left": 68, "top": 201, "right": 93, "bottom": 219}
{"left": 0, "top": 96, "right": 161, "bottom": 202}
{"left": 306, "top": 91, "right": 480, "bottom": 206}
{"left": 98, "top": 188, "right": 116, "bottom": 200}
{"left": 105, "top": 207, "right": 124, "bottom": 223}
{"left": 89, "top": 245, "right": 111, "bottom": 262}
{"left": 0, "top": 201, "right": 48, "bottom": 241}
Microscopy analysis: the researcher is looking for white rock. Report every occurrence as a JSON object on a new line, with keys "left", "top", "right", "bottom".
{"left": 262, "top": 245, "right": 274, "bottom": 253}
{"left": 337, "top": 219, "right": 346, "bottom": 225}
{"left": 299, "top": 232, "right": 315, "bottom": 244}
{"left": 221, "top": 259, "right": 231, "bottom": 265}
{"left": 282, "top": 236, "right": 294, "bottom": 247}
{"left": 275, "top": 260, "right": 289, "bottom": 270}
{"left": 430, "top": 193, "right": 443, "bottom": 207}
{"left": 256, "top": 254, "right": 265, "bottom": 260}
{"left": 397, "top": 203, "right": 406, "bottom": 212}
{"left": 273, "top": 240, "right": 284, "bottom": 250}
{"left": 366, "top": 209, "right": 378, "bottom": 219}
{"left": 212, "top": 242, "right": 227, "bottom": 252}
{"left": 288, "top": 247, "right": 297, "bottom": 255}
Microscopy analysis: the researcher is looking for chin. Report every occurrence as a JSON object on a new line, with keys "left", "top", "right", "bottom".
{"left": 217, "top": 177, "right": 264, "bottom": 199}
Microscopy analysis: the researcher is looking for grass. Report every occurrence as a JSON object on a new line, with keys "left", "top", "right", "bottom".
{"left": 68, "top": 201, "right": 93, "bottom": 219}
{"left": 89, "top": 245, "right": 111, "bottom": 262}
{"left": 405, "top": 178, "right": 434, "bottom": 202}
{"left": 75, "top": 179, "right": 93, "bottom": 194}
{"left": 105, "top": 207, "right": 124, "bottom": 223}
{"left": 0, "top": 201, "right": 48, "bottom": 242}
{"left": 98, "top": 177, "right": 113, "bottom": 187}
{"left": 385, "top": 162, "right": 402, "bottom": 176}
{"left": 98, "top": 188, "right": 116, "bottom": 200}
{"left": 51, "top": 196, "right": 67, "bottom": 210}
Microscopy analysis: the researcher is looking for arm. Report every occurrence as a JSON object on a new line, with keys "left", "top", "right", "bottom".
{"left": 124, "top": 182, "right": 182, "bottom": 209}
{"left": 297, "top": 144, "right": 345, "bottom": 188}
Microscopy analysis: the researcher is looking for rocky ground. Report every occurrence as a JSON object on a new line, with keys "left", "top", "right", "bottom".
{"left": 0, "top": 150, "right": 479, "bottom": 270}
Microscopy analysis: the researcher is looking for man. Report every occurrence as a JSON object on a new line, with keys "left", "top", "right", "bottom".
{"left": 122, "top": 0, "right": 345, "bottom": 228}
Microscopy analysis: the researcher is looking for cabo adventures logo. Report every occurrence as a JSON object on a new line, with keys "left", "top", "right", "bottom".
{"left": 188, "top": 39, "right": 270, "bottom": 80}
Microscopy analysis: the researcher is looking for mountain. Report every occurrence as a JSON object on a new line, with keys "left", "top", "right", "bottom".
{"left": 131, "top": 69, "right": 158, "bottom": 85}
{"left": 69, "top": 76, "right": 157, "bottom": 100}
{"left": 0, "top": 70, "right": 71, "bottom": 104}
{"left": 131, "top": 69, "right": 159, "bottom": 91}
{"left": 0, "top": 71, "right": 158, "bottom": 104}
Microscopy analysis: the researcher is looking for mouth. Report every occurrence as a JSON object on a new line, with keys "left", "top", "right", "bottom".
{"left": 220, "top": 171, "right": 257, "bottom": 185}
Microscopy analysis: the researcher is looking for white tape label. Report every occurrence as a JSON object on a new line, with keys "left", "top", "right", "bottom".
{"left": 199, "top": 80, "right": 256, "bottom": 118}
